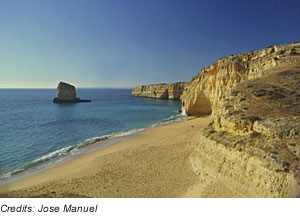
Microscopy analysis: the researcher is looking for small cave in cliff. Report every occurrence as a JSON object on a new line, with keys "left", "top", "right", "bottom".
{"left": 189, "top": 92, "right": 212, "bottom": 116}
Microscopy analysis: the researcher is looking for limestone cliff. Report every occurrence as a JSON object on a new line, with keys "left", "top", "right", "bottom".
{"left": 132, "top": 82, "right": 188, "bottom": 100}
{"left": 182, "top": 42, "right": 300, "bottom": 116}
{"left": 184, "top": 42, "right": 300, "bottom": 197}
{"left": 53, "top": 82, "right": 91, "bottom": 103}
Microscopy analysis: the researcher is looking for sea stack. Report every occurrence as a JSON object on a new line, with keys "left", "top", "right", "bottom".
{"left": 53, "top": 82, "right": 91, "bottom": 103}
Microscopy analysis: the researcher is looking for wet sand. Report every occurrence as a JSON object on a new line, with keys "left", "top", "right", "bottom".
{"left": 0, "top": 117, "right": 241, "bottom": 197}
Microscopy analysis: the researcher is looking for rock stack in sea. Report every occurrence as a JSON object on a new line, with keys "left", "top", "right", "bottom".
{"left": 53, "top": 82, "right": 91, "bottom": 103}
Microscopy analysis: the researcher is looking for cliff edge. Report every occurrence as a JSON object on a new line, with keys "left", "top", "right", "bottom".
{"left": 184, "top": 42, "right": 300, "bottom": 197}
{"left": 132, "top": 82, "right": 188, "bottom": 100}
{"left": 182, "top": 42, "right": 300, "bottom": 116}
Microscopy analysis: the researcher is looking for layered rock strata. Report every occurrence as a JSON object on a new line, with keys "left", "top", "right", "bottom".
{"left": 185, "top": 42, "right": 300, "bottom": 197}
{"left": 132, "top": 82, "right": 188, "bottom": 100}
{"left": 53, "top": 82, "right": 91, "bottom": 103}
{"left": 192, "top": 66, "right": 300, "bottom": 197}
{"left": 181, "top": 42, "right": 300, "bottom": 116}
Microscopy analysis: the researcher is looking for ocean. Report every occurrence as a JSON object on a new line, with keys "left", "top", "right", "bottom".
{"left": 0, "top": 88, "right": 185, "bottom": 184}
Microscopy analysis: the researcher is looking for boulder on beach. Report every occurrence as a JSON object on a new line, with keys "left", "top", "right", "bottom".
{"left": 53, "top": 82, "right": 91, "bottom": 103}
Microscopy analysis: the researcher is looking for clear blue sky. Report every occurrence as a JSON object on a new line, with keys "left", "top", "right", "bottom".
{"left": 0, "top": 0, "right": 299, "bottom": 88}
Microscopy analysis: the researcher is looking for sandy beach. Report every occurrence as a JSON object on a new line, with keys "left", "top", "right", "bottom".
{"left": 0, "top": 117, "right": 241, "bottom": 198}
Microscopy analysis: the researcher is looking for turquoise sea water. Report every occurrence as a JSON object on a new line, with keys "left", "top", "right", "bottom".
{"left": 0, "top": 89, "right": 184, "bottom": 182}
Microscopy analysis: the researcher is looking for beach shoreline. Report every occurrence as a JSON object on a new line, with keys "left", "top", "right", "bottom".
{"left": 0, "top": 116, "right": 241, "bottom": 198}
{"left": 0, "top": 115, "right": 186, "bottom": 186}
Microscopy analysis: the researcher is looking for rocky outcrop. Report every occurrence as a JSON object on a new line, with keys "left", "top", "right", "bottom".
{"left": 182, "top": 42, "right": 300, "bottom": 116}
{"left": 184, "top": 42, "right": 300, "bottom": 197}
{"left": 192, "top": 67, "right": 300, "bottom": 197}
{"left": 132, "top": 82, "right": 188, "bottom": 100}
{"left": 53, "top": 82, "right": 91, "bottom": 103}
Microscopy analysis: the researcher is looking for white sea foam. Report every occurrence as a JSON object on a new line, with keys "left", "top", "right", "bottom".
{"left": 180, "top": 106, "right": 187, "bottom": 116}
{"left": 0, "top": 168, "right": 24, "bottom": 179}
{"left": 31, "top": 145, "right": 74, "bottom": 164}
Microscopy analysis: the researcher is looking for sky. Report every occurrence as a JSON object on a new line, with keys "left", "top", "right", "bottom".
{"left": 0, "top": 0, "right": 299, "bottom": 88}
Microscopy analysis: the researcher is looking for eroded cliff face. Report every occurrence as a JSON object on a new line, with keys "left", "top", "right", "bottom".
{"left": 192, "top": 67, "right": 300, "bottom": 197}
{"left": 185, "top": 42, "right": 300, "bottom": 197}
{"left": 182, "top": 42, "right": 300, "bottom": 116}
{"left": 132, "top": 82, "right": 188, "bottom": 100}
